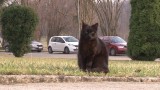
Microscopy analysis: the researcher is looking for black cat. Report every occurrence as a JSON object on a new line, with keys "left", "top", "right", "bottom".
{"left": 78, "top": 22, "right": 109, "bottom": 73}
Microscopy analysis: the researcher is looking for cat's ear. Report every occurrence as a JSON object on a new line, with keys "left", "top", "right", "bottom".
{"left": 92, "top": 23, "right": 98, "bottom": 31}
{"left": 82, "top": 21, "right": 88, "bottom": 29}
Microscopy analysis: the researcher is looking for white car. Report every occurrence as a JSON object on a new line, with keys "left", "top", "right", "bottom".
{"left": 48, "top": 36, "right": 79, "bottom": 54}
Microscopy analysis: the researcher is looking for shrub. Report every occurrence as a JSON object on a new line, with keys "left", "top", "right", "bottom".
{"left": 1, "top": 5, "right": 38, "bottom": 57}
{"left": 128, "top": 0, "right": 160, "bottom": 61}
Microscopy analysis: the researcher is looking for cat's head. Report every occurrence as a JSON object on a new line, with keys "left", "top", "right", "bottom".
{"left": 80, "top": 22, "right": 98, "bottom": 40}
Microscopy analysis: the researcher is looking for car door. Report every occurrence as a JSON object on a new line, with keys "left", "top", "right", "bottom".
{"left": 55, "top": 37, "right": 66, "bottom": 51}
{"left": 50, "top": 37, "right": 58, "bottom": 51}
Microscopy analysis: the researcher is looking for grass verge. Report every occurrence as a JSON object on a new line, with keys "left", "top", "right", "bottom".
{"left": 0, "top": 56, "right": 160, "bottom": 77}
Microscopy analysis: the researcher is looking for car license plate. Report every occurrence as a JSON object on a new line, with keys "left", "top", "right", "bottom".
{"left": 38, "top": 46, "right": 42, "bottom": 48}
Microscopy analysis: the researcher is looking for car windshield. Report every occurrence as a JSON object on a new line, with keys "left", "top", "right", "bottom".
{"left": 111, "top": 37, "right": 126, "bottom": 43}
{"left": 63, "top": 36, "right": 78, "bottom": 42}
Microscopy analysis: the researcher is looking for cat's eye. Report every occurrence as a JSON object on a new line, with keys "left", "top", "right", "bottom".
{"left": 85, "top": 31, "right": 89, "bottom": 34}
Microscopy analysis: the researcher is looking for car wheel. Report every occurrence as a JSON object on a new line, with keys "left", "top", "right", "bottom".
{"left": 37, "top": 50, "right": 42, "bottom": 52}
{"left": 48, "top": 47, "right": 53, "bottom": 54}
{"left": 64, "top": 47, "right": 70, "bottom": 54}
{"left": 110, "top": 48, "right": 116, "bottom": 56}
{"left": 5, "top": 46, "right": 9, "bottom": 52}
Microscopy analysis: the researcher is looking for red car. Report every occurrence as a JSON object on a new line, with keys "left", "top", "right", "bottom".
{"left": 99, "top": 36, "right": 127, "bottom": 56}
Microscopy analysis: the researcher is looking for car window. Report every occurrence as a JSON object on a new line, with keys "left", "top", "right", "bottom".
{"left": 51, "top": 37, "right": 56, "bottom": 42}
{"left": 111, "top": 37, "right": 126, "bottom": 43}
{"left": 63, "top": 36, "right": 78, "bottom": 42}
{"left": 55, "top": 37, "right": 65, "bottom": 43}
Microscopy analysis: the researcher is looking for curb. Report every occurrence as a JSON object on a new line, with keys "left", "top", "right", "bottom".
{"left": 0, "top": 75, "right": 160, "bottom": 84}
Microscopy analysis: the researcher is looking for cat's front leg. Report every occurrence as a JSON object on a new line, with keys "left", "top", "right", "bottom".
{"left": 78, "top": 54, "right": 86, "bottom": 72}
{"left": 86, "top": 57, "right": 94, "bottom": 72}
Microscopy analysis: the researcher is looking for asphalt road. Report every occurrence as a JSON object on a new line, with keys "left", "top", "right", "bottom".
{"left": 1, "top": 51, "right": 160, "bottom": 61}
{"left": 0, "top": 82, "right": 160, "bottom": 90}
{"left": 0, "top": 51, "right": 132, "bottom": 60}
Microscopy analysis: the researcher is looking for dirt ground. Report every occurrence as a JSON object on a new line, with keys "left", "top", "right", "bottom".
{"left": 0, "top": 82, "right": 160, "bottom": 90}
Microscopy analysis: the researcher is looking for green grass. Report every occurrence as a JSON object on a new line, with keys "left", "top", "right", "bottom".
{"left": 0, "top": 56, "right": 160, "bottom": 77}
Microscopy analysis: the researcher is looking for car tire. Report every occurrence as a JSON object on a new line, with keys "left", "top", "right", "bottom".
{"left": 110, "top": 48, "right": 116, "bottom": 56}
{"left": 48, "top": 47, "right": 53, "bottom": 54}
{"left": 63, "top": 47, "right": 70, "bottom": 54}
{"left": 5, "top": 46, "right": 9, "bottom": 52}
{"left": 37, "top": 50, "right": 42, "bottom": 52}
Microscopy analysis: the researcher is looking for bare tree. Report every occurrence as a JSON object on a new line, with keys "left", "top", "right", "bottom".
{"left": 46, "top": 0, "right": 74, "bottom": 44}
{"left": 11, "top": 0, "right": 127, "bottom": 41}
{"left": 118, "top": 0, "right": 130, "bottom": 40}
{"left": 27, "top": 0, "right": 47, "bottom": 41}
{"left": 79, "top": 0, "right": 96, "bottom": 24}
{"left": 16, "top": 0, "right": 48, "bottom": 41}
{"left": 15, "top": 0, "right": 77, "bottom": 43}
{"left": 88, "top": 0, "right": 125, "bottom": 36}
{"left": 73, "top": 0, "right": 97, "bottom": 38}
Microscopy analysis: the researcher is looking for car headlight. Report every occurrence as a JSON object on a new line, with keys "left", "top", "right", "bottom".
{"left": 68, "top": 44, "right": 74, "bottom": 46}
{"left": 118, "top": 46, "right": 124, "bottom": 48}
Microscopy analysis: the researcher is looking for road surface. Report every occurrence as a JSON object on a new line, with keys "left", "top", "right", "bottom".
{"left": 0, "top": 82, "right": 160, "bottom": 90}
{"left": 0, "top": 51, "right": 132, "bottom": 60}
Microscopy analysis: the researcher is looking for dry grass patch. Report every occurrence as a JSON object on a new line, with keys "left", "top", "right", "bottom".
{"left": 0, "top": 56, "right": 160, "bottom": 77}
